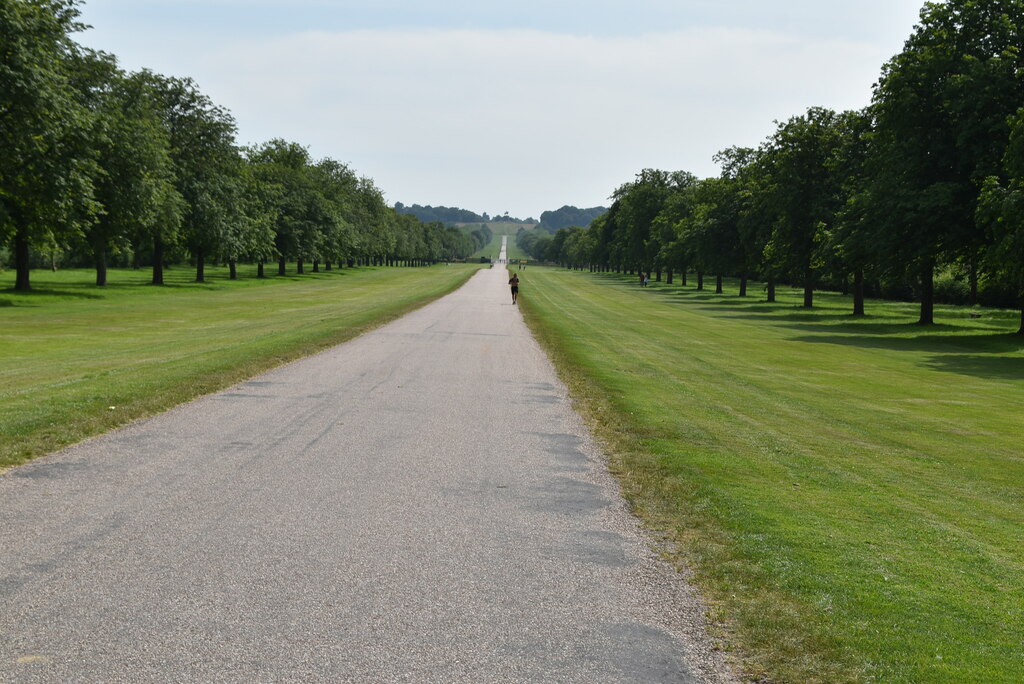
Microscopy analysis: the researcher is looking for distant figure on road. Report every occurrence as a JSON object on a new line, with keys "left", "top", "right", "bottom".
{"left": 508, "top": 272, "right": 520, "bottom": 304}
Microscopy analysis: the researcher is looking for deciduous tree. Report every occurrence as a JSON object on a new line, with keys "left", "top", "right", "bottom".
{"left": 1, "top": 0, "right": 97, "bottom": 290}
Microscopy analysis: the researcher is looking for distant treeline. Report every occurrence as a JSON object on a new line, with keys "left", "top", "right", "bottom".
{"left": 535, "top": 206, "right": 607, "bottom": 233}
{"left": 394, "top": 203, "right": 535, "bottom": 225}
{"left": 1, "top": 1, "right": 488, "bottom": 291}
{"left": 518, "top": 0, "right": 1024, "bottom": 334}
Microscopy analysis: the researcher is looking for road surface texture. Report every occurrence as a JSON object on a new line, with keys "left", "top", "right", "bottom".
{"left": 0, "top": 264, "right": 737, "bottom": 683}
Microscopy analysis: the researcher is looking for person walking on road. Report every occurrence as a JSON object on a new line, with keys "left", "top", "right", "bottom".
{"left": 508, "top": 272, "right": 520, "bottom": 304}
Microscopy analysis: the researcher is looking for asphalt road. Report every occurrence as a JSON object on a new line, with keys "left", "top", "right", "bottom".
{"left": 0, "top": 264, "right": 735, "bottom": 683}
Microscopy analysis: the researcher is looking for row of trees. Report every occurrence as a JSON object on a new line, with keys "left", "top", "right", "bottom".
{"left": 519, "top": 0, "right": 1024, "bottom": 334}
{"left": 1, "top": 0, "right": 488, "bottom": 291}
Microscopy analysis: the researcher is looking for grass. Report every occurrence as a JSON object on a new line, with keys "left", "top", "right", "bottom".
{"left": 518, "top": 267, "right": 1024, "bottom": 683}
{"left": 0, "top": 262, "right": 481, "bottom": 470}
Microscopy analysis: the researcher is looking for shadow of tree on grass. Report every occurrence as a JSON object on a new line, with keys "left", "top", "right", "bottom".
{"left": 790, "top": 331, "right": 1024, "bottom": 379}
{"left": 919, "top": 354, "right": 1024, "bottom": 381}
{"left": 0, "top": 288, "right": 105, "bottom": 303}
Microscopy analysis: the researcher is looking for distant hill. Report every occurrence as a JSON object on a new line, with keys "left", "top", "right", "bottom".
{"left": 394, "top": 203, "right": 535, "bottom": 225}
{"left": 536, "top": 205, "right": 607, "bottom": 233}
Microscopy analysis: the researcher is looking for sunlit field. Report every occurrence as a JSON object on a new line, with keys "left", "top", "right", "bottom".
{"left": 519, "top": 266, "right": 1024, "bottom": 683}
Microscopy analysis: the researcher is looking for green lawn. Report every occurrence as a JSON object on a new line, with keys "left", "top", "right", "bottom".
{"left": 519, "top": 267, "right": 1024, "bottom": 683}
{"left": 0, "top": 263, "right": 480, "bottom": 469}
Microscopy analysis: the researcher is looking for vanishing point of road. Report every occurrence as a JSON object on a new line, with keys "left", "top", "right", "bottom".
{"left": 0, "top": 261, "right": 735, "bottom": 683}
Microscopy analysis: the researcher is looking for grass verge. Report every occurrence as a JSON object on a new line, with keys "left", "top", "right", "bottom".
{"left": 518, "top": 267, "right": 1024, "bottom": 683}
{"left": 0, "top": 263, "right": 480, "bottom": 470}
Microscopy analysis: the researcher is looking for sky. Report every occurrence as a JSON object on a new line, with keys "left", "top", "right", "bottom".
{"left": 74, "top": 0, "right": 926, "bottom": 220}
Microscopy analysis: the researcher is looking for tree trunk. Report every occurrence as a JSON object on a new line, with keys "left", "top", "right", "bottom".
{"left": 152, "top": 235, "right": 165, "bottom": 285}
{"left": 94, "top": 245, "right": 108, "bottom": 287}
{"left": 297, "top": 258, "right": 304, "bottom": 274}
{"left": 767, "top": 276, "right": 776, "bottom": 303}
{"left": 1018, "top": 306, "right": 1023, "bottom": 336}
{"left": 696, "top": 271, "right": 704, "bottom": 291}
{"left": 257, "top": 260, "right": 265, "bottom": 278}
{"left": 803, "top": 266, "right": 814, "bottom": 308}
{"left": 14, "top": 229, "right": 31, "bottom": 291}
{"left": 666, "top": 268, "right": 673, "bottom": 285}
{"left": 739, "top": 273, "right": 747, "bottom": 297}
{"left": 195, "top": 247, "right": 205, "bottom": 283}
{"left": 918, "top": 260, "right": 935, "bottom": 325}
{"left": 132, "top": 238, "right": 142, "bottom": 270}
{"left": 656, "top": 268, "right": 662, "bottom": 282}
{"left": 325, "top": 261, "right": 332, "bottom": 271}
{"left": 278, "top": 257, "right": 286, "bottom": 276}
{"left": 681, "top": 269, "right": 688, "bottom": 286}
{"left": 969, "top": 254, "right": 979, "bottom": 306}
{"left": 853, "top": 269, "right": 865, "bottom": 316}
{"left": 715, "top": 275, "right": 723, "bottom": 294}
{"left": 229, "top": 259, "right": 237, "bottom": 280}
{"left": 313, "top": 260, "right": 320, "bottom": 273}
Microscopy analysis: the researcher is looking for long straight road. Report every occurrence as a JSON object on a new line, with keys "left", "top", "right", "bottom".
{"left": 0, "top": 265, "right": 735, "bottom": 683}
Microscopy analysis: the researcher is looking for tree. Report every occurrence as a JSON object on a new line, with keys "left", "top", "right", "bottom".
{"left": 613, "top": 169, "right": 673, "bottom": 273}
{"left": 678, "top": 177, "right": 745, "bottom": 295}
{"left": 545, "top": 226, "right": 576, "bottom": 265}
{"left": 759, "top": 107, "right": 845, "bottom": 308}
{"left": 978, "top": 108, "right": 1024, "bottom": 334}
{"left": 68, "top": 55, "right": 183, "bottom": 285}
{"left": 564, "top": 225, "right": 597, "bottom": 270}
{"left": 353, "top": 177, "right": 394, "bottom": 265}
{"left": 142, "top": 72, "right": 242, "bottom": 283}
{"left": 1, "top": 0, "right": 98, "bottom": 290}
{"left": 231, "top": 160, "right": 277, "bottom": 278}
{"left": 649, "top": 175, "right": 700, "bottom": 283}
{"left": 607, "top": 169, "right": 696, "bottom": 277}
{"left": 246, "top": 140, "right": 326, "bottom": 275}
{"left": 866, "top": 0, "right": 1024, "bottom": 324}
{"left": 829, "top": 109, "right": 875, "bottom": 315}
{"left": 310, "top": 157, "right": 358, "bottom": 269}
{"left": 536, "top": 205, "right": 607, "bottom": 232}
{"left": 517, "top": 230, "right": 552, "bottom": 261}
{"left": 713, "top": 147, "right": 761, "bottom": 296}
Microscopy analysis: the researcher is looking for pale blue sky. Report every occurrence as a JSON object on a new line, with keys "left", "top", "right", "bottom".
{"left": 75, "top": 0, "right": 925, "bottom": 218}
